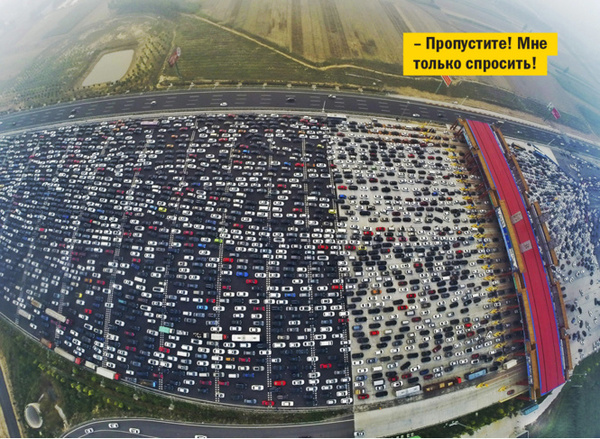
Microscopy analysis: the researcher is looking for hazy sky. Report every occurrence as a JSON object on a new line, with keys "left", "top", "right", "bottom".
{"left": 523, "top": 0, "right": 600, "bottom": 56}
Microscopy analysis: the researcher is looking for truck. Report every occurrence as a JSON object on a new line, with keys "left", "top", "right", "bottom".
{"left": 424, "top": 377, "right": 462, "bottom": 393}
{"left": 30, "top": 299, "right": 42, "bottom": 309}
{"left": 396, "top": 384, "right": 421, "bottom": 399}
{"left": 84, "top": 360, "right": 97, "bottom": 371}
{"left": 40, "top": 338, "right": 54, "bottom": 349}
{"left": 465, "top": 368, "right": 488, "bottom": 381}
{"left": 54, "top": 347, "right": 75, "bottom": 362}
{"left": 158, "top": 326, "right": 175, "bottom": 334}
{"left": 202, "top": 333, "right": 228, "bottom": 341}
{"left": 139, "top": 379, "right": 158, "bottom": 388}
{"left": 45, "top": 308, "right": 70, "bottom": 324}
{"left": 503, "top": 359, "right": 518, "bottom": 370}
{"left": 231, "top": 334, "right": 260, "bottom": 343}
{"left": 17, "top": 308, "right": 32, "bottom": 320}
{"left": 96, "top": 367, "right": 120, "bottom": 380}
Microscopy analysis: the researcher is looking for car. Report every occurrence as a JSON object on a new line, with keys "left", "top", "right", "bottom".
{"left": 220, "top": 102, "right": 228, "bottom": 107}
{"left": 108, "top": 423, "right": 119, "bottom": 429}
{"left": 84, "top": 428, "right": 94, "bottom": 434}
{"left": 129, "top": 428, "right": 140, "bottom": 434}
{"left": 328, "top": 94, "right": 337, "bottom": 99}
{"left": 274, "top": 380, "right": 286, "bottom": 386}
{"left": 412, "top": 113, "right": 420, "bottom": 118}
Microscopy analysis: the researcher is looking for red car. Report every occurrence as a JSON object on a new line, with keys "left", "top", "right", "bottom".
{"left": 158, "top": 346, "right": 170, "bottom": 353}
{"left": 319, "top": 363, "right": 332, "bottom": 369}
{"left": 218, "top": 381, "right": 230, "bottom": 386}
{"left": 358, "top": 394, "right": 369, "bottom": 400}
{"left": 337, "top": 185, "right": 347, "bottom": 190}
{"left": 246, "top": 279, "right": 258, "bottom": 284}
{"left": 401, "top": 373, "right": 412, "bottom": 379}
{"left": 363, "top": 231, "right": 373, "bottom": 236}
{"left": 345, "top": 245, "right": 356, "bottom": 250}
{"left": 398, "top": 305, "right": 408, "bottom": 310}
{"left": 370, "top": 330, "right": 379, "bottom": 336}
{"left": 223, "top": 257, "right": 234, "bottom": 263}
{"left": 262, "top": 400, "right": 275, "bottom": 406}
{"left": 388, "top": 376, "right": 399, "bottom": 382}
{"left": 318, "top": 245, "right": 329, "bottom": 250}
{"left": 273, "top": 380, "right": 286, "bottom": 386}
{"left": 376, "top": 227, "right": 386, "bottom": 231}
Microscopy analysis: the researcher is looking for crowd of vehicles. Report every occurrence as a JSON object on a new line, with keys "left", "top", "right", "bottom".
{"left": 0, "top": 112, "right": 523, "bottom": 409}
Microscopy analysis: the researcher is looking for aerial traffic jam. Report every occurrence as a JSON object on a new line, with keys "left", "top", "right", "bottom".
{"left": 0, "top": 109, "right": 596, "bottom": 411}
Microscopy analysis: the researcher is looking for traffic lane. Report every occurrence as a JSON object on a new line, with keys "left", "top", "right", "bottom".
{"left": 0, "top": 365, "right": 21, "bottom": 438}
{"left": 0, "top": 90, "right": 563, "bottom": 146}
{"left": 65, "top": 416, "right": 354, "bottom": 438}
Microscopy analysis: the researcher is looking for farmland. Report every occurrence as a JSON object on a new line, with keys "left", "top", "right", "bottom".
{"left": 1, "top": 0, "right": 600, "bottom": 141}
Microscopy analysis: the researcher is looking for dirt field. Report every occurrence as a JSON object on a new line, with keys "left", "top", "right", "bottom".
{"left": 193, "top": 0, "right": 600, "bottom": 132}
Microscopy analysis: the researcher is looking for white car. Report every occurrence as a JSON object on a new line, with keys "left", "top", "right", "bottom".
{"left": 412, "top": 113, "right": 421, "bottom": 118}
{"left": 220, "top": 102, "right": 228, "bottom": 107}
{"left": 84, "top": 428, "right": 94, "bottom": 434}
{"left": 129, "top": 428, "right": 140, "bottom": 434}
{"left": 108, "top": 423, "right": 119, "bottom": 429}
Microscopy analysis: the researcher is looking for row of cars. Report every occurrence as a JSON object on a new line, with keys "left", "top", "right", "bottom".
{"left": 0, "top": 113, "right": 355, "bottom": 407}
{"left": 0, "top": 112, "right": 525, "bottom": 410}
{"left": 327, "top": 119, "right": 525, "bottom": 403}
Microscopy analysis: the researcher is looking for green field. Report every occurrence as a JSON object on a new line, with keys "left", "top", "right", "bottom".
{"left": 0, "top": 0, "right": 598, "bottom": 140}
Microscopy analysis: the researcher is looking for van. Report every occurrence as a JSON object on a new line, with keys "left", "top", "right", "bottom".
{"left": 319, "top": 340, "right": 333, "bottom": 346}
{"left": 372, "top": 366, "right": 383, "bottom": 372}
{"left": 373, "top": 379, "right": 385, "bottom": 387}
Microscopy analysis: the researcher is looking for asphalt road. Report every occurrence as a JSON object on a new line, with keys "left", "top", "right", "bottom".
{"left": 0, "top": 89, "right": 577, "bottom": 148}
{"left": 63, "top": 415, "right": 354, "bottom": 438}
{"left": 0, "top": 365, "right": 21, "bottom": 438}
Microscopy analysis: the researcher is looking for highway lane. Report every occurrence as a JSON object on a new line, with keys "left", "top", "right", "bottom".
{"left": 0, "top": 365, "right": 21, "bottom": 438}
{"left": 0, "top": 89, "right": 575, "bottom": 148}
{"left": 63, "top": 415, "right": 354, "bottom": 438}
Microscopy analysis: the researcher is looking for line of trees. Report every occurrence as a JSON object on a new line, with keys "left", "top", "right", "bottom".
{"left": 108, "top": 0, "right": 195, "bottom": 18}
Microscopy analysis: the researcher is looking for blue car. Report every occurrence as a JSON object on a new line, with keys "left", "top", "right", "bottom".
{"left": 196, "top": 305, "right": 209, "bottom": 310}
{"left": 236, "top": 271, "right": 249, "bottom": 278}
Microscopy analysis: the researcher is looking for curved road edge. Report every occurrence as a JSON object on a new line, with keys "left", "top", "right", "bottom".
{"left": 0, "top": 359, "right": 22, "bottom": 438}
{"left": 62, "top": 415, "right": 355, "bottom": 438}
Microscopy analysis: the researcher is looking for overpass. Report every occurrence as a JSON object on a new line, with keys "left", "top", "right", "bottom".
{"left": 456, "top": 119, "right": 570, "bottom": 398}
